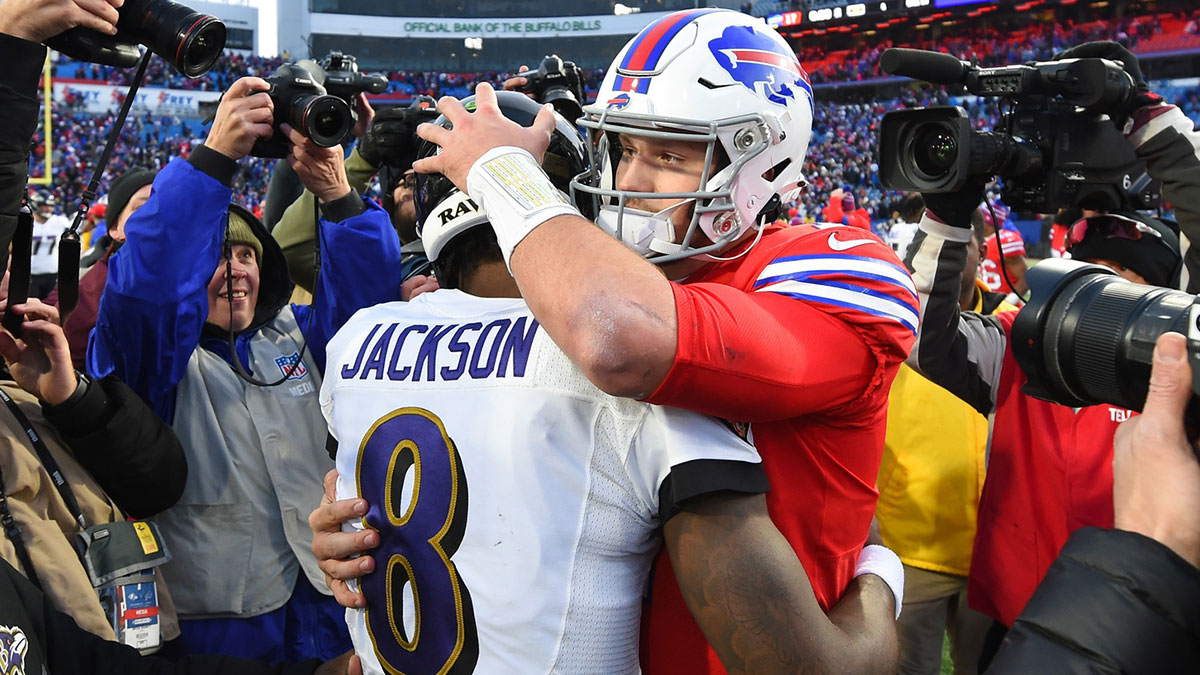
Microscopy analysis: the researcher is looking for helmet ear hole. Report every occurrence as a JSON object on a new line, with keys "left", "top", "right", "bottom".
{"left": 762, "top": 157, "right": 792, "bottom": 183}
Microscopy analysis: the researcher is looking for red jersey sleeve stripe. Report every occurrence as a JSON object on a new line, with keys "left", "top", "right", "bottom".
{"left": 756, "top": 279, "right": 919, "bottom": 334}
{"left": 756, "top": 253, "right": 916, "bottom": 294}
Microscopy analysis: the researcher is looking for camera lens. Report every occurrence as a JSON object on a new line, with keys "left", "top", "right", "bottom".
{"left": 913, "top": 124, "right": 958, "bottom": 176}
{"left": 177, "top": 18, "right": 226, "bottom": 77}
{"left": 1011, "top": 258, "right": 1199, "bottom": 422}
{"left": 123, "top": 0, "right": 226, "bottom": 78}
{"left": 313, "top": 111, "right": 341, "bottom": 138}
{"left": 291, "top": 95, "right": 353, "bottom": 147}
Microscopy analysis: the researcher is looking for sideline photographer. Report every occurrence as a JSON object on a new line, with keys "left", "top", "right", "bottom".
{"left": 900, "top": 41, "right": 1200, "bottom": 666}
{"left": 87, "top": 75, "right": 405, "bottom": 662}
{"left": 986, "top": 332, "right": 1200, "bottom": 672}
{"left": 272, "top": 94, "right": 440, "bottom": 292}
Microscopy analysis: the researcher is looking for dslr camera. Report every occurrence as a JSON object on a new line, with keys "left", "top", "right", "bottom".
{"left": 249, "top": 62, "right": 353, "bottom": 159}
{"left": 320, "top": 51, "right": 390, "bottom": 101}
{"left": 45, "top": 0, "right": 225, "bottom": 78}
{"left": 519, "top": 55, "right": 586, "bottom": 123}
{"left": 247, "top": 52, "right": 389, "bottom": 158}
{"left": 877, "top": 48, "right": 1159, "bottom": 213}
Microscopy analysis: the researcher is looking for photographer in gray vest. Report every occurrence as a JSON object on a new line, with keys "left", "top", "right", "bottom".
{"left": 88, "top": 76, "right": 407, "bottom": 663}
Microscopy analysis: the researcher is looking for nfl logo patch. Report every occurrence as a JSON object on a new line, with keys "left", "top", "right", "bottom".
{"left": 275, "top": 352, "right": 309, "bottom": 380}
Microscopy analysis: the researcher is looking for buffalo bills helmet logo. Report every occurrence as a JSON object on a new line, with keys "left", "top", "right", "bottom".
{"left": 606, "top": 93, "right": 632, "bottom": 110}
{"left": 708, "top": 25, "right": 813, "bottom": 109}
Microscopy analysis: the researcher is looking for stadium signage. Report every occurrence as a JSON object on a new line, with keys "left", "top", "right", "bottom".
{"left": 402, "top": 19, "right": 603, "bottom": 35}
{"left": 51, "top": 79, "right": 222, "bottom": 115}
{"left": 311, "top": 11, "right": 676, "bottom": 38}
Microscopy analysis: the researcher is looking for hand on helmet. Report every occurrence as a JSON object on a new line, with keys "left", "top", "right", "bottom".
{"left": 413, "top": 82, "right": 556, "bottom": 193}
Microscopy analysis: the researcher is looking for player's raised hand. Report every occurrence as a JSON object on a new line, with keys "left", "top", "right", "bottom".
{"left": 309, "top": 470, "right": 378, "bottom": 609}
{"left": 413, "top": 82, "right": 556, "bottom": 192}
{"left": 0, "top": 0, "right": 123, "bottom": 43}
{"left": 204, "top": 77, "right": 274, "bottom": 162}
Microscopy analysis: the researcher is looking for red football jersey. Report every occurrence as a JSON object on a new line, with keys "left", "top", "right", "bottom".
{"left": 1049, "top": 223, "right": 1068, "bottom": 258}
{"left": 981, "top": 229, "right": 1026, "bottom": 293}
{"left": 640, "top": 222, "right": 916, "bottom": 674}
{"left": 968, "top": 312, "right": 1129, "bottom": 626}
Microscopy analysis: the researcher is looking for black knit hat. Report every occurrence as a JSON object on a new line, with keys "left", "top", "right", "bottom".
{"left": 1067, "top": 211, "right": 1182, "bottom": 288}
{"left": 105, "top": 168, "right": 157, "bottom": 231}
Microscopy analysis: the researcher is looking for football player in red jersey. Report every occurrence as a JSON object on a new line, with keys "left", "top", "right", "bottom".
{"left": 409, "top": 9, "right": 915, "bottom": 673}
{"left": 979, "top": 202, "right": 1029, "bottom": 298}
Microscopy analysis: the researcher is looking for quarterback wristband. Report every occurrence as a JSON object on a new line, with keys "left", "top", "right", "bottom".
{"left": 466, "top": 146, "right": 582, "bottom": 269}
{"left": 855, "top": 544, "right": 905, "bottom": 620}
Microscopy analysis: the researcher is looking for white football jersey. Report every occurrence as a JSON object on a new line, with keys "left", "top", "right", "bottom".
{"left": 323, "top": 289, "right": 764, "bottom": 675}
{"left": 30, "top": 214, "right": 69, "bottom": 275}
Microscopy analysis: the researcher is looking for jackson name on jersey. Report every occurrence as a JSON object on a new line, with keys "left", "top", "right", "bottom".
{"left": 322, "top": 289, "right": 766, "bottom": 675}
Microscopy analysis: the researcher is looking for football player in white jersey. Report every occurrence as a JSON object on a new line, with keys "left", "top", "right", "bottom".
{"left": 27, "top": 192, "right": 70, "bottom": 298}
{"left": 319, "top": 92, "right": 901, "bottom": 675}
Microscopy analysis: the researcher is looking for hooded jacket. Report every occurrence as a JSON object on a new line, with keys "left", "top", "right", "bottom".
{"left": 88, "top": 147, "right": 405, "bottom": 618}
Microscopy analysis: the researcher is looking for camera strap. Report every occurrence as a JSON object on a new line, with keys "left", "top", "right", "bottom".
{"left": 0, "top": 460, "right": 43, "bottom": 590}
{"left": 0, "top": 387, "right": 88, "bottom": 532}
{"left": 57, "top": 50, "right": 154, "bottom": 326}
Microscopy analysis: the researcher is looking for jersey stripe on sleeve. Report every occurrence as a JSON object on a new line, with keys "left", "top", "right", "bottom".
{"left": 753, "top": 253, "right": 919, "bottom": 334}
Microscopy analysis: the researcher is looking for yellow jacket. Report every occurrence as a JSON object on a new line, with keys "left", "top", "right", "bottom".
{"left": 875, "top": 283, "right": 1015, "bottom": 575}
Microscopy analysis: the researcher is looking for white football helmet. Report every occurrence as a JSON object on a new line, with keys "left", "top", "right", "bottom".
{"left": 571, "top": 8, "right": 815, "bottom": 263}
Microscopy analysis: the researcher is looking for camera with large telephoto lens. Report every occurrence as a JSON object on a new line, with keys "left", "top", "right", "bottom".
{"left": 249, "top": 62, "right": 353, "bottom": 159}
{"left": 519, "top": 54, "right": 587, "bottom": 123}
{"left": 45, "top": 0, "right": 226, "bottom": 78}
{"left": 1011, "top": 258, "right": 1200, "bottom": 425}
{"left": 877, "top": 48, "right": 1160, "bottom": 213}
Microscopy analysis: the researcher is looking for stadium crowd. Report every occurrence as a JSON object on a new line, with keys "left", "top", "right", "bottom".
{"left": 5, "top": 2, "right": 1200, "bottom": 674}
{"left": 34, "top": 69, "right": 1200, "bottom": 247}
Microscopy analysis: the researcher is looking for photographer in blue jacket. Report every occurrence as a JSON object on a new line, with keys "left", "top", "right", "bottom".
{"left": 87, "top": 76, "right": 405, "bottom": 663}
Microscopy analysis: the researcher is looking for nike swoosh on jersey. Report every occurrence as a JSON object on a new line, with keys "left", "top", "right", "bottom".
{"left": 827, "top": 233, "right": 875, "bottom": 251}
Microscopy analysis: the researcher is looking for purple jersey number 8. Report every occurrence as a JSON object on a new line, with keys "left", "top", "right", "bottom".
{"left": 356, "top": 407, "right": 478, "bottom": 673}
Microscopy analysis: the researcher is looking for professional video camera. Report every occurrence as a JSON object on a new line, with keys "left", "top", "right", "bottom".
{"left": 1012, "top": 258, "right": 1200, "bottom": 425}
{"left": 45, "top": 0, "right": 225, "bottom": 78}
{"left": 877, "top": 48, "right": 1159, "bottom": 214}
{"left": 519, "top": 54, "right": 587, "bottom": 123}
{"left": 249, "top": 62, "right": 353, "bottom": 159}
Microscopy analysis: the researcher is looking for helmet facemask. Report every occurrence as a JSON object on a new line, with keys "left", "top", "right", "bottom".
{"left": 573, "top": 106, "right": 798, "bottom": 264}
{"left": 575, "top": 8, "right": 814, "bottom": 264}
